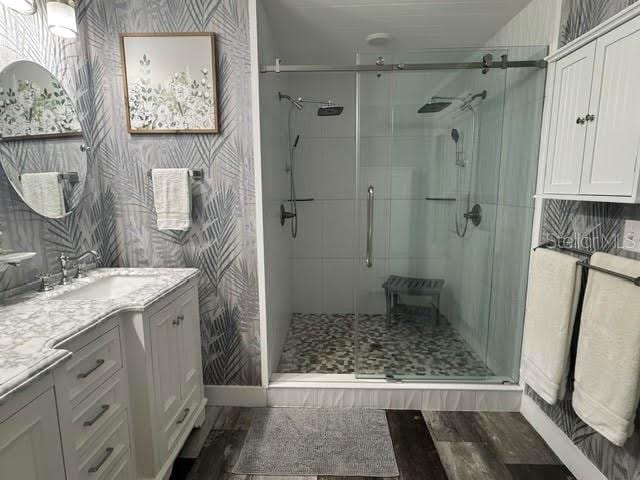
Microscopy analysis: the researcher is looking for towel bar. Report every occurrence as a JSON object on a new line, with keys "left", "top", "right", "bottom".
{"left": 534, "top": 241, "right": 640, "bottom": 287}
{"left": 147, "top": 169, "right": 204, "bottom": 181}
{"left": 18, "top": 172, "right": 79, "bottom": 184}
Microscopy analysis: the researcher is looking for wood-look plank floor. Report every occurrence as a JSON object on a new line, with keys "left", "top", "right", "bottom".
{"left": 170, "top": 407, "right": 575, "bottom": 480}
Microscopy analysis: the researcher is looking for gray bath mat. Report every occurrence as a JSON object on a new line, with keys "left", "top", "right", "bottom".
{"left": 232, "top": 408, "right": 399, "bottom": 477}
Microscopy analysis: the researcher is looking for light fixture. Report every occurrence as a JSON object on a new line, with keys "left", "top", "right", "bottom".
{"left": 0, "top": 0, "right": 37, "bottom": 15}
{"left": 46, "top": 0, "right": 77, "bottom": 39}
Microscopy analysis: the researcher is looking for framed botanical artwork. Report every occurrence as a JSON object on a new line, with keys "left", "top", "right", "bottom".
{"left": 120, "top": 32, "right": 219, "bottom": 134}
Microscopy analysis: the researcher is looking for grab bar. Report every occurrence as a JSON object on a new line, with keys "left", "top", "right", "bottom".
{"left": 366, "top": 186, "right": 374, "bottom": 268}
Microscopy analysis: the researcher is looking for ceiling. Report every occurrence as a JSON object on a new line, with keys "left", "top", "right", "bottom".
{"left": 261, "top": 0, "right": 533, "bottom": 64}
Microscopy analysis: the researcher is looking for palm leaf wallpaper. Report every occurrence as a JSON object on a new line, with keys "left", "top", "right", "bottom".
{"left": 0, "top": 0, "right": 261, "bottom": 386}
{"left": 535, "top": 1, "right": 640, "bottom": 478}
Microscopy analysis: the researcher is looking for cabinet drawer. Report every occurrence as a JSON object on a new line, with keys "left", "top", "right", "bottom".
{"left": 70, "top": 370, "right": 128, "bottom": 458}
{"left": 163, "top": 385, "right": 202, "bottom": 458}
{"left": 60, "top": 327, "right": 123, "bottom": 407}
{"left": 77, "top": 411, "right": 130, "bottom": 480}
{"left": 103, "top": 448, "right": 133, "bottom": 480}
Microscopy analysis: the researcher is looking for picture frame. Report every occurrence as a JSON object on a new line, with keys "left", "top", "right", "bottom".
{"left": 119, "top": 32, "right": 219, "bottom": 134}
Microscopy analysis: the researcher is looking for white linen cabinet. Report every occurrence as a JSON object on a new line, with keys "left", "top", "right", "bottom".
{"left": 541, "top": 4, "right": 640, "bottom": 202}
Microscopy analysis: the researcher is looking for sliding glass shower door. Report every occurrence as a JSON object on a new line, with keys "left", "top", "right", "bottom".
{"left": 354, "top": 49, "right": 509, "bottom": 381}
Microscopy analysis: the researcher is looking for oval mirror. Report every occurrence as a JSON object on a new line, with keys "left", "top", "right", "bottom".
{"left": 0, "top": 60, "right": 87, "bottom": 218}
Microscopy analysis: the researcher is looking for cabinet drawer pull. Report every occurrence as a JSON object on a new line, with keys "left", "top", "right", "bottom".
{"left": 83, "top": 404, "right": 110, "bottom": 427}
{"left": 88, "top": 447, "right": 114, "bottom": 473}
{"left": 77, "top": 358, "right": 105, "bottom": 379}
{"left": 177, "top": 408, "right": 190, "bottom": 424}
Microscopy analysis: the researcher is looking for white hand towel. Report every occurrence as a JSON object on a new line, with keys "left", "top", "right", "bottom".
{"left": 20, "top": 172, "right": 66, "bottom": 218}
{"left": 520, "top": 248, "right": 582, "bottom": 404}
{"left": 572, "top": 252, "right": 640, "bottom": 447}
{"left": 151, "top": 168, "right": 192, "bottom": 231}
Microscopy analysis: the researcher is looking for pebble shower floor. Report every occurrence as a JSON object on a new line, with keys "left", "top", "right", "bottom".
{"left": 277, "top": 312, "right": 493, "bottom": 377}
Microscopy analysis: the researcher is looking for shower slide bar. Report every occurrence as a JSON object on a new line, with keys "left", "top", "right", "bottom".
{"left": 261, "top": 56, "right": 546, "bottom": 74}
{"left": 535, "top": 241, "right": 640, "bottom": 287}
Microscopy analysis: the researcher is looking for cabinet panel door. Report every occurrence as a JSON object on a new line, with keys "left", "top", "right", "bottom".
{"left": 544, "top": 42, "right": 596, "bottom": 194}
{"left": 581, "top": 15, "right": 640, "bottom": 197}
{"left": 149, "top": 304, "right": 182, "bottom": 433}
{"left": 0, "top": 389, "right": 66, "bottom": 480}
{"left": 177, "top": 290, "right": 202, "bottom": 400}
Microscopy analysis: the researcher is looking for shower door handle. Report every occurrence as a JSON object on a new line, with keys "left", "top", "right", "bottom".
{"left": 366, "top": 186, "right": 374, "bottom": 268}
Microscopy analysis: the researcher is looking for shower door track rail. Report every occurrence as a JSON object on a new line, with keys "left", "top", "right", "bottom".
{"left": 260, "top": 59, "right": 546, "bottom": 74}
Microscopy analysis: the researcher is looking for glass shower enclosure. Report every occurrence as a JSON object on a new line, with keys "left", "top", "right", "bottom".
{"left": 354, "top": 48, "right": 545, "bottom": 383}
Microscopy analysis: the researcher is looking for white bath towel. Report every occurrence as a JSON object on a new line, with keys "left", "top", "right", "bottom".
{"left": 151, "top": 168, "right": 192, "bottom": 231}
{"left": 520, "top": 248, "right": 582, "bottom": 404}
{"left": 20, "top": 172, "right": 66, "bottom": 218}
{"left": 572, "top": 252, "right": 640, "bottom": 446}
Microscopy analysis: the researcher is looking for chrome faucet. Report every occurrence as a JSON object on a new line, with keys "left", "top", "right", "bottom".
{"left": 57, "top": 250, "right": 101, "bottom": 285}
{"left": 74, "top": 250, "right": 101, "bottom": 278}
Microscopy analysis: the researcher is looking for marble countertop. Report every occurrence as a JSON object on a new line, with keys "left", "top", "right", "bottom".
{"left": 0, "top": 268, "right": 199, "bottom": 403}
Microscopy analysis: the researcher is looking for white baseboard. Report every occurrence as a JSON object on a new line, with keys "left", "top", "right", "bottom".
{"left": 204, "top": 385, "right": 267, "bottom": 407}
{"left": 520, "top": 394, "right": 606, "bottom": 480}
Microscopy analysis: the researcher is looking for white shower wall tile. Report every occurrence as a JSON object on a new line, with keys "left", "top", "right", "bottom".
{"left": 322, "top": 259, "right": 355, "bottom": 313}
{"left": 293, "top": 259, "right": 322, "bottom": 313}
{"left": 356, "top": 258, "right": 388, "bottom": 314}
{"left": 294, "top": 137, "right": 323, "bottom": 199}
{"left": 322, "top": 199, "right": 356, "bottom": 258}
{"left": 322, "top": 137, "right": 356, "bottom": 199}
{"left": 292, "top": 201, "right": 323, "bottom": 258}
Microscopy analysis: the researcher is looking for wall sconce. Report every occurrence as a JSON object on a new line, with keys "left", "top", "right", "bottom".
{"left": 0, "top": 0, "right": 37, "bottom": 14}
{"left": 46, "top": 0, "right": 77, "bottom": 39}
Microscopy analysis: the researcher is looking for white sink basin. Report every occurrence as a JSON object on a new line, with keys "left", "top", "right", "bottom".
{"left": 53, "top": 275, "right": 157, "bottom": 301}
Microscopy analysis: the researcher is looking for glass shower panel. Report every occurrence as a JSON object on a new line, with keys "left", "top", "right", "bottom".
{"left": 355, "top": 49, "right": 508, "bottom": 381}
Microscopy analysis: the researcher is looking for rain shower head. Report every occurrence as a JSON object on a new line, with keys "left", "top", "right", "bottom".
{"left": 418, "top": 90, "right": 488, "bottom": 114}
{"left": 418, "top": 101, "right": 452, "bottom": 114}
{"left": 318, "top": 105, "right": 344, "bottom": 116}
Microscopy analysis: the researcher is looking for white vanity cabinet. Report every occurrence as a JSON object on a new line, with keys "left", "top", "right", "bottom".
{"left": 541, "top": 5, "right": 640, "bottom": 202}
{"left": 0, "top": 376, "right": 66, "bottom": 480}
{"left": 121, "top": 277, "right": 206, "bottom": 480}
{"left": 54, "top": 317, "right": 134, "bottom": 480}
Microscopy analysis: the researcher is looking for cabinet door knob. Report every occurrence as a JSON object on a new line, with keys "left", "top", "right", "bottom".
{"left": 173, "top": 314, "right": 184, "bottom": 326}
{"left": 585, "top": 113, "right": 596, "bottom": 122}
{"left": 576, "top": 116, "right": 586, "bottom": 124}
